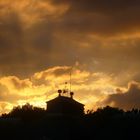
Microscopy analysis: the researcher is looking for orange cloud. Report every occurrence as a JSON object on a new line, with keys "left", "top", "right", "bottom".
{"left": 0, "top": 65, "right": 119, "bottom": 114}
{"left": 0, "top": 0, "right": 139, "bottom": 114}
{"left": 0, "top": 0, "right": 69, "bottom": 28}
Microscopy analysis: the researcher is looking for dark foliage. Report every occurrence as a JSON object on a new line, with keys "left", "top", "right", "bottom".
{"left": 1, "top": 104, "right": 140, "bottom": 140}
{"left": 2, "top": 103, "right": 46, "bottom": 121}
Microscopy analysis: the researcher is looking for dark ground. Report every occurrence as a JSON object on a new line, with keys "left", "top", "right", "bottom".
{"left": 1, "top": 104, "right": 140, "bottom": 140}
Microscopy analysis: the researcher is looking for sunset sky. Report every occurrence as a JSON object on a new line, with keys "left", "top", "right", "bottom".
{"left": 0, "top": 0, "right": 140, "bottom": 114}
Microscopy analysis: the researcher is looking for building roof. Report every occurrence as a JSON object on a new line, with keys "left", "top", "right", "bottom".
{"left": 46, "top": 96, "right": 84, "bottom": 106}
{"left": 46, "top": 95, "right": 84, "bottom": 107}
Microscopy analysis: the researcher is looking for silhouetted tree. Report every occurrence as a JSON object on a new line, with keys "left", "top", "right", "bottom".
{"left": 1, "top": 105, "right": 140, "bottom": 140}
{"left": 2, "top": 103, "right": 46, "bottom": 121}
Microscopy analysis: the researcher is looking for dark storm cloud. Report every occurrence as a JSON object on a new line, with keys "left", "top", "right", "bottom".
{"left": 102, "top": 81, "right": 140, "bottom": 110}
{"left": 0, "top": 9, "right": 27, "bottom": 77}
{"left": 0, "top": 11, "right": 23, "bottom": 51}
{"left": 0, "top": 1, "right": 56, "bottom": 77}
{"left": 0, "top": 0, "right": 140, "bottom": 80}
{"left": 49, "top": 0, "right": 140, "bottom": 36}
{"left": 0, "top": 0, "right": 80, "bottom": 77}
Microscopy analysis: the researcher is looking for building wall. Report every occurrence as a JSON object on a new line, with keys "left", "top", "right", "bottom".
{"left": 47, "top": 100, "right": 84, "bottom": 115}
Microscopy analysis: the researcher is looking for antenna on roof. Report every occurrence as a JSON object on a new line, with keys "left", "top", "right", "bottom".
{"left": 69, "top": 67, "right": 74, "bottom": 98}
{"left": 69, "top": 66, "right": 74, "bottom": 93}
{"left": 63, "top": 82, "right": 68, "bottom": 95}
{"left": 57, "top": 66, "right": 74, "bottom": 98}
{"left": 70, "top": 68, "right": 72, "bottom": 93}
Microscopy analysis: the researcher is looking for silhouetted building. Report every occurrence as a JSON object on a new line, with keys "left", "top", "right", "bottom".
{"left": 46, "top": 90, "right": 84, "bottom": 116}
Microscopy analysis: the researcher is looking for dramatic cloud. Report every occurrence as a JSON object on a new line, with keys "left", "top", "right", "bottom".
{"left": 0, "top": 65, "right": 139, "bottom": 114}
{"left": 101, "top": 81, "right": 140, "bottom": 110}
{"left": 0, "top": 0, "right": 140, "bottom": 78}
{"left": 0, "top": 0, "right": 140, "bottom": 113}
{"left": 50, "top": 0, "right": 140, "bottom": 36}
{"left": 0, "top": 66, "right": 118, "bottom": 114}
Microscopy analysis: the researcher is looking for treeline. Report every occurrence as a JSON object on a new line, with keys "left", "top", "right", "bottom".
{"left": 1, "top": 104, "right": 140, "bottom": 140}
{"left": 1, "top": 103, "right": 46, "bottom": 121}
